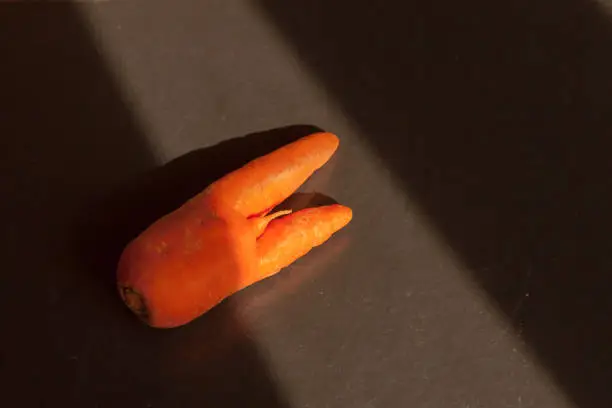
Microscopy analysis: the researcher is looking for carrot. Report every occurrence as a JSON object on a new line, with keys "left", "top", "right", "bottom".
{"left": 117, "top": 132, "right": 351, "bottom": 328}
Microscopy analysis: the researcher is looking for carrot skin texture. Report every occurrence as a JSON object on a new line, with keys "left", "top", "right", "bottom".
{"left": 251, "top": 209, "right": 292, "bottom": 238}
{"left": 117, "top": 132, "right": 350, "bottom": 328}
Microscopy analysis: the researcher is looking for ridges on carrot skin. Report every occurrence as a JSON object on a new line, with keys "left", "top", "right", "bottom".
{"left": 116, "top": 132, "right": 350, "bottom": 328}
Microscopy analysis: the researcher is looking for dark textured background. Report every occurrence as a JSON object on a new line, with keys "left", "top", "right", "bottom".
{"left": 2, "top": 1, "right": 612, "bottom": 407}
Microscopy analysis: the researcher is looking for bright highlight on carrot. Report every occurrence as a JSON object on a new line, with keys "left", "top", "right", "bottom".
{"left": 117, "top": 132, "right": 352, "bottom": 328}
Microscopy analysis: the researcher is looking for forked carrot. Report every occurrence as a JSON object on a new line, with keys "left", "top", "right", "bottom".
{"left": 117, "top": 132, "right": 352, "bottom": 328}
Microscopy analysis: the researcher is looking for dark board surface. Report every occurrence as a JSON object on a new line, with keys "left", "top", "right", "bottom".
{"left": 2, "top": 1, "right": 612, "bottom": 407}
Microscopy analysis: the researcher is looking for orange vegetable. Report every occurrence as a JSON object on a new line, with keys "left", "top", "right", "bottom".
{"left": 117, "top": 132, "right": 352, "bottom": 328}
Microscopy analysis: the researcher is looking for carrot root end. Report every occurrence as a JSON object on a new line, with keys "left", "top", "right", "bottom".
{"left": 119, "top": 285, "right": 150, "bottom": 324}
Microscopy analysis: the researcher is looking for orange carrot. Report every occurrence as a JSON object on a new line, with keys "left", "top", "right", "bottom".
{"left": 117, "top": 132, "right": 351, "bottom": 328}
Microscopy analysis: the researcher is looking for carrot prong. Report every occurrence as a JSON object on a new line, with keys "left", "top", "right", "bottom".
{"left": 256, "top": 204, "right": 352, "bottom": 279}
{"left": 202, "top": 132, "right": 339, "bottom": 218}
